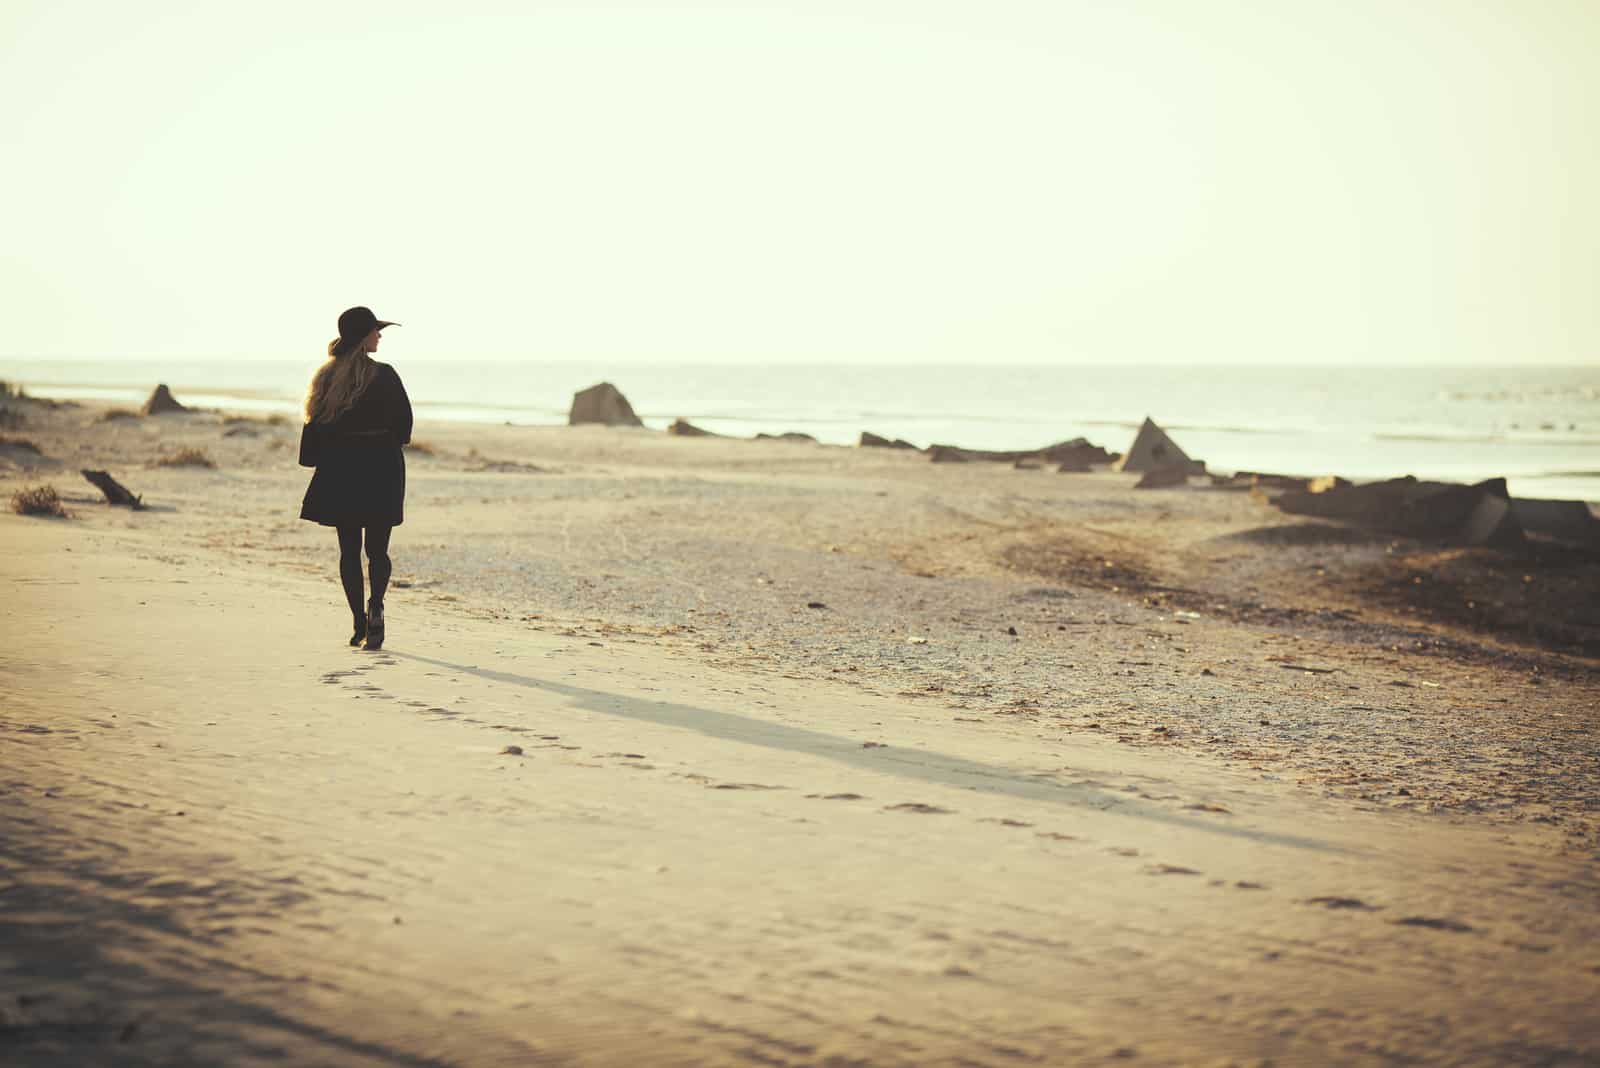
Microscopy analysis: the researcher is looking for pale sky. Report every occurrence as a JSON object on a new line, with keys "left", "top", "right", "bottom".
{"left": 2, "top": 0, "right": 1596, "bottom": 364}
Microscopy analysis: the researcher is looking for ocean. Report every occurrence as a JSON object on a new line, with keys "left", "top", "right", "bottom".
{"left": 3, "top": 359, "right": 1596, "bottom": 503}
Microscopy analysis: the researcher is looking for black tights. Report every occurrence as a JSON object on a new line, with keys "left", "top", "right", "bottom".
{"left": 336, "top": 525, "right": 392, "bottom": 620}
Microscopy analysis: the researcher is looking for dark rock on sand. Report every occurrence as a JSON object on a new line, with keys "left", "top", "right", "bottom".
{"left": 928, "top": 438, "right": 1114, "bottom": 467}
{"left": 142, "top": 384, "right": 188, "bottom": 415}
{"left": 859, "top": 431, "right": 919, "bottom": 449}
{"left": 1511, "top": 499, "right": 1600, "bottom": 548}
{"left": 1115, "top": 417, "right": 1205, "bottom": 476}
{"left": 667, "top": 418, "right": 719, "bottom": 437}
{"left": 1274, "top": 476, "right": 1524, "bottom": 548}
{"left": 756, "top": 432, "right": 818, "bottom": 443}
{"left": 569, "top": 382, "right": 643, "bottom": 427}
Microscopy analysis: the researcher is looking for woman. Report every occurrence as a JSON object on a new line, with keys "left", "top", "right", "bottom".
{"left": 299, "top": 306, "right": 412, "bottom": 651}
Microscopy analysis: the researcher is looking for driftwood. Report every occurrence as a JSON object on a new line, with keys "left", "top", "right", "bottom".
{"left": 82, "top": 469, "right": 145, "bottom": 509}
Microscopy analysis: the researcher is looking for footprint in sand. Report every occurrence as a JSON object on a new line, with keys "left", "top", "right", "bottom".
{"left": 711, "top": 782, "right": 785, "bottom": 791}
{"left": 805, "top": 793, "right": 865, "bottom": 801}
{"left": 1145, "top": 864, "right": 1202, "bottom": 876}
{"left": 1307, "top": 896, "right": 1382, "bottom": 911}
{"left": 978, "top": 818, "right": 1033, "bottom": 828}
{"left": 1392, "top": 916, "right": 1473, "bottom": 932}
{"left": 884, "top": 802, "right": 953, "bottom": 814}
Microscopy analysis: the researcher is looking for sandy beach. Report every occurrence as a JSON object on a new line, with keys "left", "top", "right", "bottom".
{"left": 3, "top": 393, "right": 1598, "bottom": 1066}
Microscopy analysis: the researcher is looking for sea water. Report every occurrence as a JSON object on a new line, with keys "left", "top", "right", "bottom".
{"left": 3, "top": 359, "right": 1595, "bottom": 502}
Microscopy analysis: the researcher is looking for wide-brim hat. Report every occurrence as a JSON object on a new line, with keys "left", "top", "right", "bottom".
{"left": 331, "top": 306, "right": 399, "bottom": 356}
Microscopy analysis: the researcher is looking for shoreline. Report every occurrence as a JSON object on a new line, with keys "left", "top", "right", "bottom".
{"left": 3, "top": 364, "right": 1598, "bottom": 501}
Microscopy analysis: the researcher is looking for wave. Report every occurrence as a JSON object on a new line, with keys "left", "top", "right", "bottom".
{"left": 1374, "top": 432, "right": 1600, "bottom": 446}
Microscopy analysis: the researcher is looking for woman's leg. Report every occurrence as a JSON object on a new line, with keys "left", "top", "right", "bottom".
{"left": 336, "top": 525, "right": 365, "bottom": 620}
{"left": 365, "top": 524, "right": 393, "bottom": 610}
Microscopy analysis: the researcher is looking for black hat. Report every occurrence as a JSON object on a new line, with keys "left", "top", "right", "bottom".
{"left": 331, "top": 306, "right": 399, "bottom": 356}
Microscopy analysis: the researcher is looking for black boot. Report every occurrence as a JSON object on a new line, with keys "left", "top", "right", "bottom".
{"left": 349, "top": 612, "right": 368, "bottom": 648}
{"left": 364, "top": 601, "right": 385, "bottom": 651}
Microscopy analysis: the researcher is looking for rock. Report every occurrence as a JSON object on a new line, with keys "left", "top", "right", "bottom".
{"left": 755, "top": 431, "right": 818, "bottom": 443}
{"left": 1114, "top": 417, "right": 1205, "bottom": 475}
{"left": 1134, "top": 466, "right": 1190, "bottom": 489}
{"left": 1273, "top": 476, "right": 1526, "bottom": 547}
{"left": 928, "top": 438, "right": 1113, "bottom": 467}
{"left": 859, "top": 431, "right": 919, "bottom": 450}
{"left": 667, "top": 418, "right": 718, "bottom": 437}
{"left": 568, "top": 382, "right": 642, "bottom": 427}
{"left": 1510, "top": 498, "right": 1600, "bottom": 548}
{"left": 500, "top": 745, "right": 524, "bottom": 756}
{"left": 142, "top": 384, "right": 188, "bottom": 415}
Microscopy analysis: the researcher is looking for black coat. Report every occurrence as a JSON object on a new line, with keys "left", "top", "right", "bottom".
{"left": 299, "top": 363, "right": 413, "bottom": 527}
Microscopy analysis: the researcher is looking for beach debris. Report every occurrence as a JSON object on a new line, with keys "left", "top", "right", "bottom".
{"left": 1006, "top": 626, "right": 1018, "bottom": 635}
{"left": 142, "top": 383, "right": 188, "bottom": 415}
{"left": 11, "top": 484, "right": 69, "bottom": 518}
{"left": 1114, "top": 417, "right": 1206, "bottom": 476}
{"left": 500, "top": 745, "right": 524, "bottom": 756}
{"left": 1273, "top": 476, "right": 1525, "bottom": 548}
{"left": 567, "top": 382, "right": 643, "bottom": 427}
{"left": 806, "top": 601, "right": 827, "bottom": 609}
{"left": 667, "top": 417, "right": 719, "bottom": 437}
{"left": 859, "top": 431, "right": 920, "bottom": 449}
{"left": 927, "top": 437, "right": 1115, "bottom": 467}
{"left": 81, "top": 469, "right": 145, "bottom": 509}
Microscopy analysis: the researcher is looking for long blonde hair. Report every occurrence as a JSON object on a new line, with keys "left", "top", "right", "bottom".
{"left": 305, "top": 341, "right": 377, "bottom": 424}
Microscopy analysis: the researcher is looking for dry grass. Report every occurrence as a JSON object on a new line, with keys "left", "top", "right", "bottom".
{"left": 11, "top": 484, "right": 68, "bottom": 518}
{"left": 101, "top": 408, "right": 141, "bottom": 422}
{"left": 0, "top": 434, "right": 41, "bottom": 453}
{"left": 157, "top": 447, "right": 216, "bottom": 468}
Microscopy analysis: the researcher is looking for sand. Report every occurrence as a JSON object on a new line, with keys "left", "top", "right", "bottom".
{"left": 2, "top": 396, "right": 1597, "bottom": 1066}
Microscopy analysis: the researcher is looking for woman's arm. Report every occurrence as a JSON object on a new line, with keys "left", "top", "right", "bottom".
{"left": 388, "top": 366, "right": 413, "bottom": 445}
